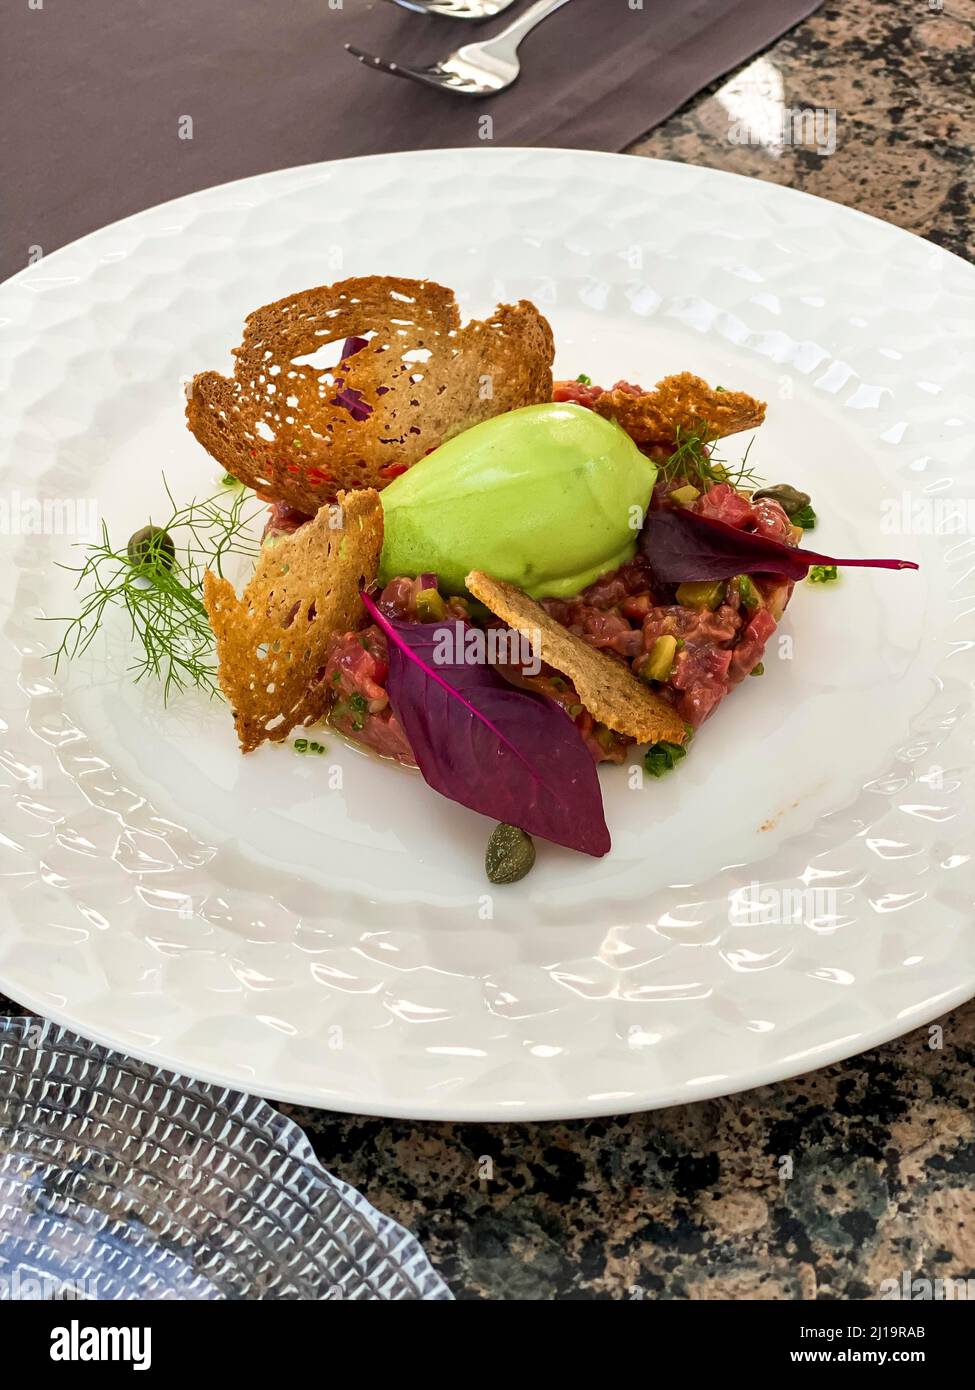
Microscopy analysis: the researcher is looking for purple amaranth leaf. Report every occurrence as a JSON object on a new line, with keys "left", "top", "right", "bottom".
{"left": 333, "top": 338, "right": 382, "bottom": 414}
{"left": 331, "top": 386, "right": 373, "bottom": 422}
{"left": 640, "top": 507, "right": 919, "bottom": 582}
{"left": 360, "top": 590, "right": 610, "bottom": 857}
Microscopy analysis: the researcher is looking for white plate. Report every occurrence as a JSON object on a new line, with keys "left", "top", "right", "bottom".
{"left": 1, "top": 149, "right": 972, "bottom": 1120}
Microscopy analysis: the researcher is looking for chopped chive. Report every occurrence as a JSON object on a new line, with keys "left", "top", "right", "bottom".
{"left": 644, "top": 740, "right": 688, "bottom": 778}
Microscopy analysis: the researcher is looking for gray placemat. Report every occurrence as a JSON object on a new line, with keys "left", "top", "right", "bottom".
{"left": 1, "top": 0, "right": 822, "bottom": 282}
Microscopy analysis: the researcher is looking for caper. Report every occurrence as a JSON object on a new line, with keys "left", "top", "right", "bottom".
{"left": 127, "top": 524, "right": 176, "bottom": 570}
{"left": 485, "top": 823, "right": 536, "bottom": 885}
{"left": 751, "top": 484, "right": 811, "bottom": 519}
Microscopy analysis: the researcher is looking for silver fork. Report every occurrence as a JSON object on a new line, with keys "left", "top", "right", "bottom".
{"left": 380, "top": 0, "right": 518, "bottom": 17}
{"left": 347, "top": 0, "right": 575, "bottom": 96}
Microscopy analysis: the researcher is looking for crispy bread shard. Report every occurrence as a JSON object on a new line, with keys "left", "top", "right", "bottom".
{"left": 466, "top": 571, "right": 686, "bottom": 747}
{"left": 187, "top": 276, "right": 554, "bottom": 513}
{"left": 204, "top": 488, "right": 383, "bottom": 753}
{"left": 591, "top": 373, "right": 765, "bottom": 447}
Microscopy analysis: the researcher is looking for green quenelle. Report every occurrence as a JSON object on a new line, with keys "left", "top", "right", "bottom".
{"left": 378, "top": 402, "right": 658, "bottom": 599}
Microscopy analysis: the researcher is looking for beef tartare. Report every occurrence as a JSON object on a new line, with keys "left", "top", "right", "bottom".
{"left": 321, "top": 465, "right": 798, "bottom": 767}
{"left": 58, "top": 272, "right": 917, "bottom": 878}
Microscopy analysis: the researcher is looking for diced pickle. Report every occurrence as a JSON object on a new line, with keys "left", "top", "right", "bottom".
{"left": 736, "top": 574, "right": 761, "bottom": 611}
{"left": 668, "top": 485, "right": 701, "bottom": 507}
{"left": 676, "top": 580, "right": 725, "bottom": 611}
{"left": 639, "top": 635, "right": 678, "bottom": 682}
{"left": 415, "top": 588, "right": 447, "bottom": 621}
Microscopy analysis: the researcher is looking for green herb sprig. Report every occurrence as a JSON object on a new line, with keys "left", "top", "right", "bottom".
{"left": 46, "top": 478, "right": 263, "bottom": 702}
{"left": 657, "top": 424, "right": 762, "bottom": 494}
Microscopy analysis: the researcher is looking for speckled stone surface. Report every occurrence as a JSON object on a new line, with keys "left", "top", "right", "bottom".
{"left": 2, "top": 0, "right": 973, "bottom": 1302}
{"left": 630, "top": 0, "right": 974, "bottom": 262}
{"left": 279, "top": 1004, "right": 975, "bottom": 1300}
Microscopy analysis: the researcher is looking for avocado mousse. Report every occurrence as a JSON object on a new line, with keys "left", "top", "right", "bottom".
{"left": 378, "top": 402, "right": 658, "bottom": 599}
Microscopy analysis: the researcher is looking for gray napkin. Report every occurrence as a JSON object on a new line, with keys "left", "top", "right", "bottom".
{"left": 1, "top": 0, "right": 822, "bottom": 282}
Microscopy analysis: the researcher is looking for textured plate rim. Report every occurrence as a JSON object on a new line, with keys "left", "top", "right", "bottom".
{"left": 3, "top": 972, "right": 974, "bottom": 1122}
{"left": 3, "top": 145, "right": 975, "bottom": 293}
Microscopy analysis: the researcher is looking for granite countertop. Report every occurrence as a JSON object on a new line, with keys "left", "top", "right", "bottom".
{"left": 632, "top": 0, "right": 974, "bottom": 264}
{"left": 2, "top": 0, "right": 973, "bottom": 1301}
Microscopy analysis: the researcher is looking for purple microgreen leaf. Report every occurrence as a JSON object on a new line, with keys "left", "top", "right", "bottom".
{"left": 640, "top": 507, "right": 919, "bottom": 582}
{"left": 360, "top": 590, "right": 611, "bottom": 857}
{"left": 331, "top": 386, "right": 373, "bottom": 422}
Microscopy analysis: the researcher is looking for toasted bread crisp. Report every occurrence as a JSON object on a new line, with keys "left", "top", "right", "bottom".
{"left": 590, "top": 373, "right": 765, "bottom": 447}
{"left": 187, "top": 276, "right": 554, "bottom": 514}
{"left": 204, "top": 488, "right": 383, "bottom": 753}
{"left": 466, "top": 571, "right": 686, "bottom": 747}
